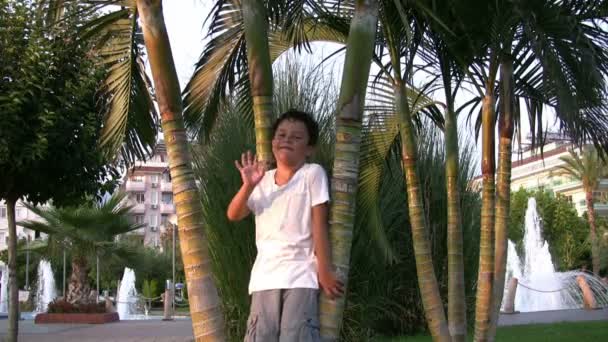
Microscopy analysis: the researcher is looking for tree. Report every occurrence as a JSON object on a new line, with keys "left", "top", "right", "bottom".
{"left": 555, "top": 148, "right": 608, "bottom": 275}
{"left": 0, "top": 2, "right": 120, "bottom": 339}
{"left": 135, "top": 0, "right": 226, "bottom": 339}
{"left": 372, "top": 7, "right": 451, "bottom": 340}
{"left": 319, "top": 1, "right": 379, "bottom": 339}
{"left": 19, "top": 193, "right": 143, "bottom": 304}
{"left": 241, "top": 0, "right": 275, "bottom": 165}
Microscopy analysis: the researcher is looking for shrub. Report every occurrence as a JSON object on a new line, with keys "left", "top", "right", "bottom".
{"left": 47, "top": 299, "right": 106, "bottom": 314}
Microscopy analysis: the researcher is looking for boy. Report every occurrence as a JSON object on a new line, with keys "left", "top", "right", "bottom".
{"left": 227, "top": 110, "right": 343, "bottom": 341}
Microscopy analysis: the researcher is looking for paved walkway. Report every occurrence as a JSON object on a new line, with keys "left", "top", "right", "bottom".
{"left": 0, "top": 318, "right": 194, "bottom": 342}
{"left": 1, "top": 308, "right": 606, "bottom": 341}
{"left": 498, "top": 307, "right": 608, "bottom": 326}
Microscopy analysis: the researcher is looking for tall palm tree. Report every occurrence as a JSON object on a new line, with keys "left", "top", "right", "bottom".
{"left": 319, "top": 1, "right": 378, "bottom": 339}
{"left": 241, "top": 0, "right": 275, "bottom": 165}
{"left": 372, "top": 6, "right": 452, "bottom": 340}
{"left": 19, "top": 193, "right": 143, "bottom": 304}
{"left": 135, "top": 0, "right": 226, "bottom": 339}
{"left": 556, "top": 148, "right": 608, "bottom": 275}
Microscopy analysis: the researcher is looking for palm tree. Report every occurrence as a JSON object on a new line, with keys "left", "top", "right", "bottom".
{"left": 19, "top": 193, "right": 143, "bottom": 304}
{"left": 319, "top": 1, "right": 378, "bottom": 339}
{"left": 134, "top": 0, "right": 226, "bottom": 339}
{"left": 555, "top": 148, "right": 608, "bottom": 275}
{"left": 241, "top": 0, "right": 275, "bottom": 165}
{"left": 372, "top": 6, "right": 452, "bottom": 340}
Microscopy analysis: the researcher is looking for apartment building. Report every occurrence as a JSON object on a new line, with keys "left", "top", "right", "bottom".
{"left": 510, "top": 136, "right": 608, "bottom": 217}
{"left": 0, "top": 200, "right": 45, "bottom": 251}
{"left": 120, "top": 141, "right": 176, "bottom": 248}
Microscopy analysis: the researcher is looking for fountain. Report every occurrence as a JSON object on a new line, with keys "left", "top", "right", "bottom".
{"left": 116, "top": 267, "right": 138, "bottom": 319}
{"left": 0, "top": 265, "right": 7, "bottom": 313}
{"left": 503, "top": 198, "right": 608, "bottom": 312}
{"left": 35, "top": 260, "right": 57, "bottom": 313}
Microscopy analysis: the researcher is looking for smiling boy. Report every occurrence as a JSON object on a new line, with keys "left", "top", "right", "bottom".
{"left": 227, "top": 110, "right": 343, "bottom": 341}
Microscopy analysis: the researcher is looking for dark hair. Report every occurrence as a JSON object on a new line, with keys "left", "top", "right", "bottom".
{"left": 272, "top": 109, "right": 319, "bottom": 146}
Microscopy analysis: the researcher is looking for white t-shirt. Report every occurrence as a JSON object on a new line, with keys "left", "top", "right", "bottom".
{"left": 246, "top": 163, "right": 329, "bottom": 294}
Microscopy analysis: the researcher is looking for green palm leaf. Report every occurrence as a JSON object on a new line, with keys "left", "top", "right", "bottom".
{"left": 183, "top": 0, "right": 348, "bottom": 142}
{"left": 48, "top": 0, "right": 158, "bottom": 164}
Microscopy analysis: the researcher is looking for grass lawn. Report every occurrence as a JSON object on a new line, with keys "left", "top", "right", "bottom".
{"left": 378, "top": 321, "right": 608, "bottom": 341}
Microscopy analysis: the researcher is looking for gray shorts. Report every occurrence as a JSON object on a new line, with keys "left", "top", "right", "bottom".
{"left": 244, "top": 288, "right": 320, "bottom": 342}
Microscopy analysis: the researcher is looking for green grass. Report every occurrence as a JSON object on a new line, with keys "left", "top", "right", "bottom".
{"left": 376, "top": 321, "right": 608, "bottom": 341}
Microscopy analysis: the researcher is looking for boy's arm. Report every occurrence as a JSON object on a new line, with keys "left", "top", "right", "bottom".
{"left": 312, "top": 202, "right": 344, "bottom": 299}
{"left": 226, "top": 184, "right": 254, "bottom": 221}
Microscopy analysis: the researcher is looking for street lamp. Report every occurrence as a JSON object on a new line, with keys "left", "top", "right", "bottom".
{"left": 24, "top": 234, "right": 29, "bottom": 291}
{"left": 168, "top": 214, "right": 177, "bottom": 315}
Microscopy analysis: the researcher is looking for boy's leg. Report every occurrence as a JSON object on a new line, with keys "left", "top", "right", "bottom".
{"left": 245, "top": 290, "right": 281, "bottom": 342}
{"left": 279, "top": 288, "right": 320, "bottom": 342}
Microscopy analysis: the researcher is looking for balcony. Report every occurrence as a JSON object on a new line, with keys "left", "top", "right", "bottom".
{"left": 160, "top": 182, "right": 172, "bottom": 192}
{"left": 160, "top": 203, "right": 175, "bottom": 214}
{"left": 132, "top": 203, "right": 145, "bottom": 213}
{"left": 125, "top": 180, "right": 145, "bottom": 192}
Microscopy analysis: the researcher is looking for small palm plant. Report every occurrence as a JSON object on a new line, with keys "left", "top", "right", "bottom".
{"left": 19, "top": 192, "right": 143, "bottom": 305}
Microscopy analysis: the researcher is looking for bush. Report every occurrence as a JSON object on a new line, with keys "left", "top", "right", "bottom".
{"left": 47, "top": 299, "right": 106, "bottom": 314}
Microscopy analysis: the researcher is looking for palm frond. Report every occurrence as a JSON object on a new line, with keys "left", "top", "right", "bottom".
{"left": 80, "top": 4, "right": 158, "bottom": 164}
{"left": 183, "top": 0, "right": 348, "bottom": 142}
{"left": 18, "top": 192, "right": 143, "bottom": 258}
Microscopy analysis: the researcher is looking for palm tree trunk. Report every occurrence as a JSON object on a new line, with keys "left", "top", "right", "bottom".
{"left": 396, "top": 80, "right": 450, "bottom": 342}
{"left": 6, "top": 197, "right": 18, "bottom": 342}
{"left": 135, "top": 1, "right": 225, "bottom": 340}
{"left": 474, "top": 70, "right": 498, "bottom": 342}
{"left": 319, "top": 0, "right": 378, "bottom": 339}
{"left": 489, "top": 57, "right": 515, "bottom": 341}
{"left": 241, "top": 0, "right": 274, "bottom": 165}
{"left": 66, "top": 256, "right": 91, "bottom": 304}
{"left": 585, "top": 190, "right": 600, "bottom": 275}
{"left": 441, "top": 58, "right": 466, "bottom": 342}
{"left": 386, "top": 38, "right": 449, "bottom": 340}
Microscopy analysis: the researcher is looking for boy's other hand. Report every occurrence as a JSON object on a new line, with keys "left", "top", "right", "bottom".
{"left": 319, "top": 270, "right": 344, "bottom": 300}
{"left": 235, "top": 150, "right": 266, "bottom": 188}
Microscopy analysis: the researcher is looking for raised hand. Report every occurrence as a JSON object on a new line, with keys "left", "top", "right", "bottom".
{"left": 234, "top": 151, "right": 266, "bottom": 188}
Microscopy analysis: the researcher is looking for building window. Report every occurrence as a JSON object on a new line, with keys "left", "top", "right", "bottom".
{"left": 161, "top": 214, "right": 169, "bottom": 226}
{"left": 134, "top": 215, "right": 145, "bottom": 224}
{"left": 150, "top": 191, "right": 158, "bottom": 205}
{"left": 0, "top": 233, "right": 5, "bottom": 244}
{"left": 150, "top": 214, "right": 158, "bottom": 227}
{"left": 131, "top": 175, "right": 144, "bottom": 182}
{"left": 162, "top": 171, "right": 171, "bottom": 182}
{"left": 135, "top": 193, "right": 145, "bottom": 204}
{"left": 16, "top": 208, "right": 25, "bottom": 219}
{"left": 162, "top": 192, "right": 173, "bottom": 204}
{"left": 0, "top": 207, "right": 6, "bottom": 218}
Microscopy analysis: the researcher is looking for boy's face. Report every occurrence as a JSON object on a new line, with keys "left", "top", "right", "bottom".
{"left": 272, "top": 119, "right": 314, "bottom": 167}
